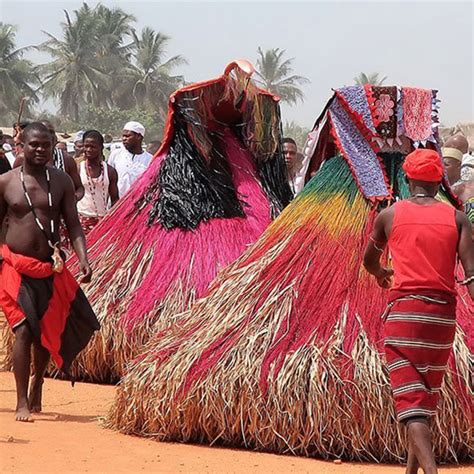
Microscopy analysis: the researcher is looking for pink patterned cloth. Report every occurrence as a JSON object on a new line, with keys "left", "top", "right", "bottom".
{"left": 402, "top": 87, "right": 433, "bottom": 141}
{"left": 375, "top": 94, "right": 395, "bottom": 123}
{"left": 371, "top": 86, "right": 398, "bottom": 138}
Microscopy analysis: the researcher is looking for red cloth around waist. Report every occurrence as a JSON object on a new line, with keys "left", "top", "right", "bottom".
{"left": 1, "top": 245, "right": 54, "bottom": 278}
{"left": 383, "top": 294, "right": 456, "bottom": 421}
{"left": 0, "top": 245, "right": 77, "bottom": 369}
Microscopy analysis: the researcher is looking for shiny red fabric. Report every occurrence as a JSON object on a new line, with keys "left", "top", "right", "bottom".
{"left": 0, "top": 245, "right": 99, "bottom": 373}
{"left": 402, "top": 148, "right": 444, "bottom": 182}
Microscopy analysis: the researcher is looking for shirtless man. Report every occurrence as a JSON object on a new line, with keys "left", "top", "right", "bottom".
{"left": 13, "top": 121, "right": 84, "bottom": 201}
{"left": 0, "top": 122, "right": 99, "bottom": 422}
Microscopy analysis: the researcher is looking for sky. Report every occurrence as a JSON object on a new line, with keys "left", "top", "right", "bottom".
{"left": 1, "top": 0, "right": 472, "bottom": 129}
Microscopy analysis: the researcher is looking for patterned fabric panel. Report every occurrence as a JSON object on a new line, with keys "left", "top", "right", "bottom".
{"left": 337, "top": 86, "right": 377, "bottom": 134}
{"left": 371, "top": 86, "right": 398, "bottom": 138}
{"left": 329, "top": 98, "right": 389, "bottom": 199}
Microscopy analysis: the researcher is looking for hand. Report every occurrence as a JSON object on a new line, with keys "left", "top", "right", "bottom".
{"left": 79, "top": 261, "right": 92, "bottom": 283}
{"left": 375, "top": 267, "right": 394, "bottom": 289}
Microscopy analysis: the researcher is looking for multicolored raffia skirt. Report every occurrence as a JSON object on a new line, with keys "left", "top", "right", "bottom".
{"left": 383, "top": 293, "right": 456, "bottom": 422}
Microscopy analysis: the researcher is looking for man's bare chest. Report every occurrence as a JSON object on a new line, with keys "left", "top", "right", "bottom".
{"left": 6, "top": 176, "right": 63, "bottom": 218}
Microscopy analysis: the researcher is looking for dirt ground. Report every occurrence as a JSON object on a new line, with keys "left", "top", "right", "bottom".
{"left": 0, "top": 372, "right": 472, "bottom": 474}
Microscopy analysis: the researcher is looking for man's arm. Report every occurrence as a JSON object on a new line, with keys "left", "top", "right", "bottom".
{"left": 60, "top": 173, "right": 91, "bottom": 283}
{"left": 363, "top": 208, "right": 394, "bottom": 288}
{"left": 456, "top": 210, "right": 474, "bottom": 300}
{"left": 107, "top": 165, "right": 119, "bottom": 206}
{"left": 64, "top": 153, "right": 84, "bottom": 201}
{"left": 0, "top": 174, "right": 8, "bottom": 246}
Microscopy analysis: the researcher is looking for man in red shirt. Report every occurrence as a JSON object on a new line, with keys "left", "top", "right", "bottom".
{"left": 363, "top": 149, "right": 473, "bottom": 474}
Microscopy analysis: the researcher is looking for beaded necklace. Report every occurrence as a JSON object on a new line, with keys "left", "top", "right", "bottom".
{"left": 85, "top": 160, "right": 108, "bottom": 217}
{"left": 20, "top": 166, "right": 63, "bottom": 272}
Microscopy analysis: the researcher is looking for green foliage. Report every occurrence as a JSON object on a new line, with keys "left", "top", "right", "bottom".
{"left": 1, "top": 5, "right": 310, "bottom": 134}
{"left": 30, "top": 106, "right": 165, "bottom": 140}
{"left": 283, "top": 121, "right": 309, "bottom": 150}
{"left": 114, "top": 27, "right": 186, "bottom": 121}
{"left": 354, "top": 72, "right": 387, "bottom": 86}
{"left": 0, "top": 22, "right": 39, "bottom": 123}
{"left": 79, "top": 106, "right": 164, "bottom": 140}
{"left": 35, "top": 2, "right": 184, "bottom": 122}
{"left": 255, "top": 47, "right": 309, "bottom": 105}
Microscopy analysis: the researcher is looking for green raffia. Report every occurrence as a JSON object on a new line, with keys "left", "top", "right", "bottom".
{"left": 300, "top": 155, "right": 361, "bottom": 204}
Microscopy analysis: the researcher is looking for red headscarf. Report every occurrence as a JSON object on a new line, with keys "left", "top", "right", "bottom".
{"left": 402, "top": 149, "right": 444, "bottom": 182}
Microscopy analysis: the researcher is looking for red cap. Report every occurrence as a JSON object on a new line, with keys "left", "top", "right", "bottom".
{"left": 402, "top": 149, "right": 444, "bottom": 182}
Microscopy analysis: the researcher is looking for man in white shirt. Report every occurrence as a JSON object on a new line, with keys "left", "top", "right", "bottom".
{"left": 108, "top": 121, "right": 153, "bottom": 197}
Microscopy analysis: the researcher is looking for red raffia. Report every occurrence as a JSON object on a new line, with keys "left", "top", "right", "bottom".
{"left": 106, "top": 154, "right": 471, "bottom": 462}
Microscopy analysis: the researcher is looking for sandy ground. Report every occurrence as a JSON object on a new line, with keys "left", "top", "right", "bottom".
{"left": 0, "top": 372, "right": 472, "bottom": 474}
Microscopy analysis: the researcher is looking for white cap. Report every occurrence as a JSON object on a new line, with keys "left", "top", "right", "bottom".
{"left": 123, "top": 121, "right": 145, "bottom": 137}
{"left": 2, "top": 143, "right": 12, "bottom": 152}
{"left": 74, "top": 131, "right": 84, "bottom": 143}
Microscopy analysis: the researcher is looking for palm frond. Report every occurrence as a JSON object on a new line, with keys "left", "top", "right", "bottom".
{"left": 255, "top": 47, "right": 308, "bottom": 105}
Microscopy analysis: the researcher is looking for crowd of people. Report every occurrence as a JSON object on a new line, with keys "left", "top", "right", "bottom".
{"left": 442, "top": 134, "right": 474, "bottom": 224}
{"left": 0, "top": 120, "right": 157, "bottom": 239}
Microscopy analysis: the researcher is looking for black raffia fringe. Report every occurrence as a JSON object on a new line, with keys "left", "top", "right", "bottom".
{"left": 237, "top": 102, "right": 293, "bottom": 217}
{"left": 145, "top": 116, "right": 244, "bottom": 230}
{"left": 257, "top": 143, "right": 293, "bottom": 218}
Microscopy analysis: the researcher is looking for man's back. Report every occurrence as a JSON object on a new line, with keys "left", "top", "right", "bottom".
{"left": 387, "top": 200, "right": 458, "bottom": 296}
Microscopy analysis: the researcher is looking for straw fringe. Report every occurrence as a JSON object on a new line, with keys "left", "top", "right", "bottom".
{"left": 106, "top": 303, "right": 471, "bottom": 462}
{"left": 105, "top": 156, "right": 471, "bottom": 462}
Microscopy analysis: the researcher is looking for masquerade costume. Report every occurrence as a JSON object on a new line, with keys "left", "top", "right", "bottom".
{"left": 63, "top": 61, "right": 291, "bottom": 382}
{"left": 108, "top": 86, "right": 471, "bottom": 463}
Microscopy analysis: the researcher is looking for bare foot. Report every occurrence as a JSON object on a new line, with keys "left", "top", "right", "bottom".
{"left": 15, "top": 405, "right": 34, "bottom": 422}
{"left": 28, "top": 377, "right": 43, "bottom": 413}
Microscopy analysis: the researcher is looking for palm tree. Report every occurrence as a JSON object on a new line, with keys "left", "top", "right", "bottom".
{"left": 95, "top": 5, "right": 135, "bottom": 58}
{"left": 94, "top": 5, "right": 135, "bottom": 107}
{"left": 0, "top": 23, "right": 39, "bottom": 123}
{"left": 354, "top": 72, "right": 387, "bottom": 86}
{"left": 37, "top": 3, "right": 108, "bottom": 121}
{"left": 117, "top": 27, "right": 186, "bottom": 117}
{"left": 255, "top": 47, "right": 309, "bottom": 105}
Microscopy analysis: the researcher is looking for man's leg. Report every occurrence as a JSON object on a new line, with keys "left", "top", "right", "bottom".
{"left": 28, "top": 342, "right": 50, "bottom": 413}
{"left": 12, "top": 323, "right": 33, "bottom": 422}
{"left": 406, "top": 440, "right": 420, "bottom": 474}
{"left": 406, "top": 418, "right": 437, "bottom": 474}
